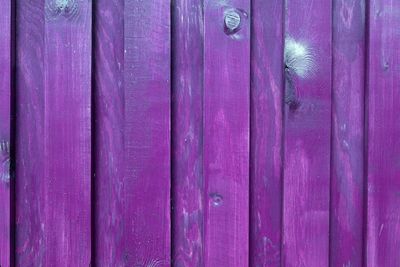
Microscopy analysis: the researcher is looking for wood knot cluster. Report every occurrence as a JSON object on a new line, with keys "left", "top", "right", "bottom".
{"left": 45, "top": 0, "right": 79, "bottom": 21}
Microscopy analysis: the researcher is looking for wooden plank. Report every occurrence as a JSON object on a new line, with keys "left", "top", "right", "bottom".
{"left": 250, "top": 0, "right": 284, "bottom": 266}
{"left": 171, "top": 0, "right": 204, "bottom": 266}
{"left": 93, "top": 0, "right": 124, "bottom": 265}
{"left": 15, "top": 1, "right": 45, "bottom": 265}
{"left": 331, "top": 0, "right": 365, "bottom": 266}
{"left": 42, "top": 0, "right": 92, "bottom": 265}
{"left": 366, "top": 0, "right": 400, "bottom": 266}
{"left": 203, "top": 1, "right": 250, "bottom": 266}
{"left": 123, "top": 1, "right": 171, "bottom": 265}
{"left": 0, "top": 0, "right": 11, "bottom": 265}
{"left": 282, "top": 0, "right": 332, "bottom": 266}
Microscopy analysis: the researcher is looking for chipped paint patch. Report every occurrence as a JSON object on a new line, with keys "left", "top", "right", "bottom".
{"left": 284, "top": 37, "right": 316, "bottom": 78}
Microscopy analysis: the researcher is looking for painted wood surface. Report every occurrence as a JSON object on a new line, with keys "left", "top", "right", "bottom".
{"left": 171, "top": 0, "right": 204, "bottom": 266}
{"left": 0, "top": 0, "right": 11, "bottom": 265}
{"left": 123, "top": 1, "right": 171, "bottom": 265}
{"left": 282, "top": 0, "right": 332, "bottom": 266}
{"left": 366, "top": 0, "right": 400, "bottom": 266}
{"left": 331, "top": 1, "right": 366, "bottom": 266}
{"left": 203, "top": 0, "right": 250, "bottom": 266}
{"left": 250, "top": 0, "right": 284, "bottom": 266}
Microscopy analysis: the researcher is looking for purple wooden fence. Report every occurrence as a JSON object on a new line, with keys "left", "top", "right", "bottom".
{"left": 1, "top": 0, "right": 400, "bottom": 266}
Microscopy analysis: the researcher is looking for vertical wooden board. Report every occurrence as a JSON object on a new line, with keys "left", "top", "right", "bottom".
{"left": 0, "top": 0, "right": 11, "bottom": 265}
{"left": 203, "top": 0, "right": 250, "bottom": 266}
{"left": 15, "top": 1, "right": 45, "bottom": 265}
{"left": 171, "top": 0, "right": 204, "bottom": 266}
{"left": 43, "top": 0, "right": 92, "bottom": 265}
{"left": 124, "top": 1, "right": 171, "bottom": 265}
{"left": 366, "top": 0, "right": 400, "bottom": 266}
{"left": 331, "top": 0, "right": 365, "bottom": 266}
{"left": 282, "top": 0, "right": 332, "bottom": 266}
{"left": 93, "top": 0, "right": 124, "bottom": 266}
{"left": 250, "top": 0, "right": 284, "bottom": 266}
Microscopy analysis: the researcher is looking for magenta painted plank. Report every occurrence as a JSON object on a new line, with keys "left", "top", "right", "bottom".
{"left": 250, "top": 0, "right": 284, "bottom": 266}
{"left": 171, "top": 0, "right": 204, "bottom": 266}
{"left": 42, "top": 0, "right": 92, "bottom": 265}
{"left": 0, "top": 0, "right": 11, "bottom": 265}
{"left": 330, "top": 0, "right": 365, "bottom": 266}
{"left": 366, "top": 0, "right": 400, "bottom": 266}
{"left": 123, "top": 1, "right": 171, "bottom": 265}
{"left": 282, "top": 0, "right": 332, "bottom": 266}
{"left": 93, "top": 0, "right": 124, "bottom": 266}
{"left": 204, "top": 1, "right": 250, "bottom": 266}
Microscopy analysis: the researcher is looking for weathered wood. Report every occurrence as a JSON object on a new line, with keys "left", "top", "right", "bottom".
{"left": 250, "top": 0, "right": 284, "bottom": 266}
{"left": 282, "top": 0, "right": 332, "bottom": 266}
{"left": 366, "top": 0, "right": 400, "bottom": 266}
{"left": 171, "top": 0, "right": 204, "bottom": 266}
{"left": 123, "top": 1, "right": 171, "bottom": 265}
{"left": 203, "top": 0, "right": 250, "bottom": 266}
{"left": 0, "top": 0, "right": 11, "bottom": 265}
{"left": 331, "top": 0, "right": 365, "bottom": 266}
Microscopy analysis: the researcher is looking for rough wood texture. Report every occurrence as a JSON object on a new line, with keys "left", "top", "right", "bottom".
{"left": 204, "top": 0, "right": 250, "bottom": 266}
{"left": 331, "top": 1, "right": 365, "bottom": 266}
{"left": 123, "top": 1, "right": 171, "bottom": 265}
{"left": 282, "top": 0, "right": 332, "bottom": 266}
{"left": 171, "top": 0, "right": 204, "bottom": 266}
{"left": 366, "top": 0, "right": 400, "bottom": 266}
{"left": 0, "top": 0, "right": 11, "bottom": 265}
{"left": 250, "top": 0, "right": 284, "bottom": 266}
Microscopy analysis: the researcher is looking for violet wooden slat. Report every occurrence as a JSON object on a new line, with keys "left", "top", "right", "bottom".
{"left": 331, "top": 0, "right": 365, "bottom": 266}
{"left": 366, "top": 0, "right": 400, "bottom": 265}
{"left": 15, "top": 1, "right": 45, "bottom": 265}
{"left": 94, "top": 0, "right": 124, "bottom": 265}
{"left": 171, "top": 0, "right": 204, "bottom": 266}
{"left": 0, "top": 0, "right": 11, "bottom": 265}
{"left": 282, "top": 0, "right": 332, "bottom": 266}
{"left": 42, "top": 0, "right": 92, "bottom": 265}
{"left": 250, "top": 0, "right": 284, "bottom": 266}
{"left": 123, "top": 1, "right": 171, "bottom": 265}
{"left": 204, "top": 0, "right": 250, "bottom": 266}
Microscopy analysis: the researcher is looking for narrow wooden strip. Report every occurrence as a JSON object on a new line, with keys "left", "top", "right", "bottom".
{"left": 282, "top": 0, "right": 332, "bottom": 266}
{"left": 203, "top": 1, "right": 250, "bottom": 266}
{"left": 171, "top": 0, "right": 204, "bottom": 266}
{"left": 123, "top": 1, "right": 171, "bottom": 264}
{"left": 93, "top": 0, "right": 124, "bottom": 265}
{"left": 250, "top": 0, "right": 284, "bottom": 266}
{"left": 366, "top": 0, "right": 400, "bottom": 266}
{"left": 43, "top": 0, "right": 92, "bottom": 264}
{"left": 0, "top": 0, "right": 11, "bottom": 265}
{"left": 330, "top": 0, "right": 366, "bottom": 266}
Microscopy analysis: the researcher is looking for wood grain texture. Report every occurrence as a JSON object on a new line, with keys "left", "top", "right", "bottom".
{"left": 43, "top": 0, "right": 92, "bottom": 264}
{"left": 282, "top": 0, "right": 332, "bottom": 266}
{"left": 15, "top": 1, "right": 45, "bottom": 265}
{"left": 331, "top": 1, "right": 365, "bottom": 266}
{"left": 171, "top": 0, "right": 204, "bottom": 266}
{"left": 0, "top": 0, "right": 11, "bottom": 265}
{"left": 250, "top": 0, "right": 284, "bottom": 266}
{"left": 366, "top": 0, "right": 400, "bottom": 266}
{"left": 123, "top": 1, "right": 171, "bottom": 265}
{"left": 93, "top": 0, "right": 124, "bottom": 265}
{"left": 203, "top": 0, "right": 250, "bottom": 266}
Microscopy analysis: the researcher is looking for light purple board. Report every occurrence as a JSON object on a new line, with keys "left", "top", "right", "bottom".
{"left": 250, "top": 0, "right": 284, "bottom": 266}
{"left": 331, "top": 0, "right": 365, "bottom": 266}
{"left": 123, "top": 1, "right": 171, "bottom": 265}
{"left": 42, "top": 0, "right": 92, "bottom": 265}
{"left": 94, "top": 0, "right": 125, "bottom": 265}
{"left": 0, "top": 0, "right": 11, "bottom": 265}
{"left": 282, "top": 0, "right": 332, "bottom": 266}
{"left": 15, "top": 1, "right": 45, "bottom": 265}
{"left": 171, "top": 0, "right": 204, "bottom": 266}
{"left": 204, "top": 0, "right": 250, "bottom": 266}
{"left": 366, "top": 0, "right": 400, "bottom": 266}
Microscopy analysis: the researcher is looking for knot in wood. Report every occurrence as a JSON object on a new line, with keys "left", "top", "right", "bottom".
{"left": 46, "top": 0, "right": 79, "bottom": 20}
{"left": 224, "top": 9, "right": 241, "bottom": 34}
